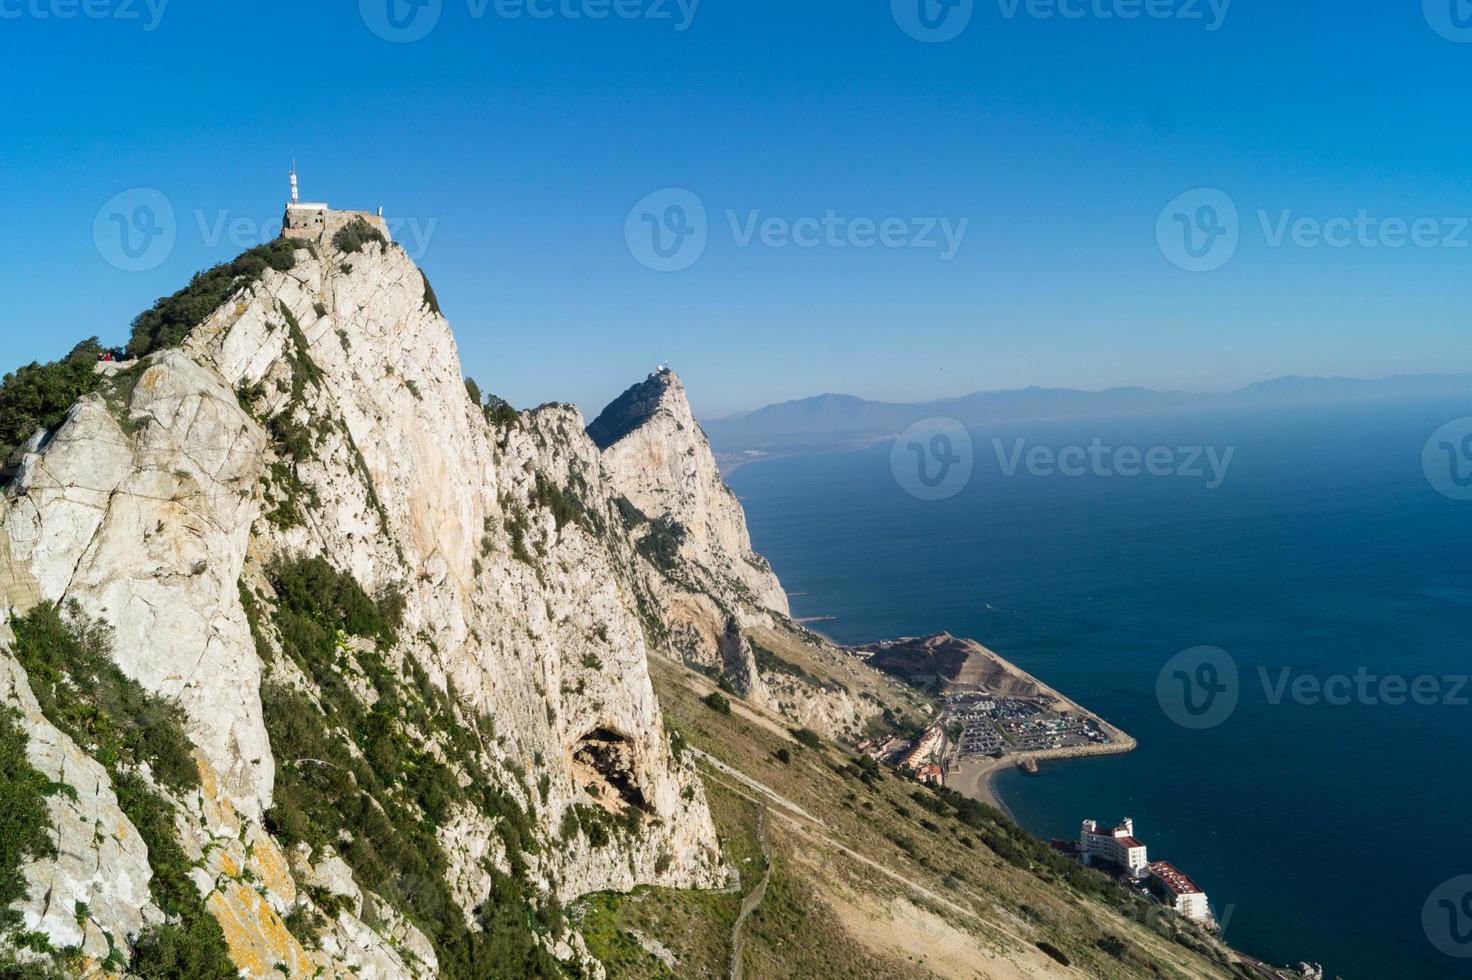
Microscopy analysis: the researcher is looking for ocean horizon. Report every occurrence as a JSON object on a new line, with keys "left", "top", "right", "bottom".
{"left": 728, "top": 393, "right": 1472, "bottom": 979}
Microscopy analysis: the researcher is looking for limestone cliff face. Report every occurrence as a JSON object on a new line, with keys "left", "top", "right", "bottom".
{"left": 0, "top": 227, "right": 727, "bottom": 977}
{"left": 584, "top": 373, "right": 901, "bottom": 745}
{"left": 2, "top": 352, "right": 271, "bottom": 815}
{"left": 0, "top": 652, "right": 163, "bottom": 963}
{"left": 590, "top": 369, "right": 790, "bottom": 622}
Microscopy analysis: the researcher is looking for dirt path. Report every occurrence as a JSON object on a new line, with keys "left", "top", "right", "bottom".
{"left": 697, "top": 765, "right": 1100, "bottom": 980}
{"left": 728, "top": 805, "right": 771, "bottom": 980}
{"left": 690, "top": 748, "right": 821, "bottom": 823}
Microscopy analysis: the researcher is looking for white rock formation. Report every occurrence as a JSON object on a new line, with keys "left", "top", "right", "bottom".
{"left": 589, "top": 369, "right": 790, "bottom": 621}
{"left": 2, "top": 352, "right": 272, "bottom": 817}
{"left": 0, "top": 649, "right": 163, "bottom": 963}
{"left": 0, "top": 222, "right": 738, "bottom": 974}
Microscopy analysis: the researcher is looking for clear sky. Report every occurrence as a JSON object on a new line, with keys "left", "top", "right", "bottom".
{"left": 3, "top": 1, "right": 1472, "bottom": 418}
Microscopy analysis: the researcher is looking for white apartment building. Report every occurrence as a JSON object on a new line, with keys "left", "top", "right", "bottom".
{"left": 1079, "top": 818, "right": 1149, "bottom": 876}
{"left": 1149, "top": 861, "right": 1211, "bottom": 922}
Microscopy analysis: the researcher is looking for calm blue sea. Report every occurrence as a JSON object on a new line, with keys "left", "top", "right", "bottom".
{"left": 726, "top": 396, "right": 1472, "bottom": 979}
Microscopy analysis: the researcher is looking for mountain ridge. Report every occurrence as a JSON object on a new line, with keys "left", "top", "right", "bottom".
{"left": 703, "top": 372, "right": 1472, "bottom": 453}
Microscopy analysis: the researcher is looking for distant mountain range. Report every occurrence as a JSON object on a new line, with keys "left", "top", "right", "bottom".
{"left": 702, "top": 373, "right": 1472, "bottom": 456}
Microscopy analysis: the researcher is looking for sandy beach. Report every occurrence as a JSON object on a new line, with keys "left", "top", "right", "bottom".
{"left": 949, "top": 756, "right": 1016, "bottom": 818}
{"left": 947, "top": 732, "right": 1138, "bottom": 823}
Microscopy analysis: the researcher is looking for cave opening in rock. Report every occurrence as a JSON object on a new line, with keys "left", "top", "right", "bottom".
{"left": 571, "top": 728, "right": 648, "bottom": 814}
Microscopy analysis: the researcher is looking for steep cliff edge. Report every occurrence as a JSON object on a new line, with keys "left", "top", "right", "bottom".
{"left": 590, "top": 368, "right": 789, "bottom": 623}
{"left": 0, "top": 222, "right": 724, "bottom": 977}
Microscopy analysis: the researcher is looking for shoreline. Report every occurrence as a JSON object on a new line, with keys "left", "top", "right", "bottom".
{"left": 826, "top": 631, "right": 1139, "bottom": 824}
{"left": 947, "top": 734, "right": 1137, "bottom": 821}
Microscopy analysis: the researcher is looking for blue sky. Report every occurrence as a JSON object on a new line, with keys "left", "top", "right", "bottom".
{"left": 3, "top": 0, "right": 1472, "bottom": 417}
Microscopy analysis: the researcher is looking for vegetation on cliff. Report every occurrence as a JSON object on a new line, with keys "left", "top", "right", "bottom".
{"left": 0, "top": 707, "right": 61, "bottom": 935}
{"left": 332, "top": 216, "right": 387, "bottom": 256}
{"left": 0, "top": 338, "right": 104, "bottom": 467}
{"left": 8, "top": 602, "right": 235, "bottom": 978}
{"left": 252, "top": 556, "right": 565, "bottom": 979}
{"left": 126, "top": 239, "right": 299, "bottom": 358}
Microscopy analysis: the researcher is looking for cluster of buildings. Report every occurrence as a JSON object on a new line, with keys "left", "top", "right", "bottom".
{"left": 1053, "top": 818, "right": 1212, "bottom": 924}
{"left": 282, "top": 167, "right": 390, "bottom": 243}
{"left": 912, "top": 762, "right": 944, "bottom": 785}
{"left": 856, "top": 728, "right": 948, "bottom": 785}
{"left": 854, "top": 735, "right": 897, "bottom": 759}
{"left": 897, "top": 726, "right": 943, "bottom": 770}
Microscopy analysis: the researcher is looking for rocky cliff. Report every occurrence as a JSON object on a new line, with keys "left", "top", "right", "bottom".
{"left": 588, "top": 368, "right": 788, "bottom": 624}
{"left": 0, "top": 221, "right": 742, "bottom": 977}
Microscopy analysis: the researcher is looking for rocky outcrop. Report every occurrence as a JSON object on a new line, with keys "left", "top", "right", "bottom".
{"left": 860, "top": 632, "right": 1051, "bottom": 696}
{"left": 0, "top": 650, "right": 162, "bottom": 964}
{"left": 2, "top": 352, "right": 272, "bottom": 818}
{"left": 590, "top": 369, "right": 790, "bottom": 622}
{"left": 0, "top": 224, "right": 725, "bottom": 975}
{"left": 715, "top": 618, "right": 770, "bottom": 703}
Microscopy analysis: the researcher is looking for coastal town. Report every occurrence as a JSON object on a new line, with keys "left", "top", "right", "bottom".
{"left": 849, "top": 633, "right": 1135, "bottom": 794}
{"left": 855, "top": 717, "right": 1219, "bottom": 927}
{"left": 847, "top": 633, "right": 1221, "bottom": 930}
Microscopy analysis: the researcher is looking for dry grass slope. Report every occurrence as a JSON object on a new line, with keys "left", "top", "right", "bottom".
{"left": 575, "top": 642, "right": 1254, "bottom": 980}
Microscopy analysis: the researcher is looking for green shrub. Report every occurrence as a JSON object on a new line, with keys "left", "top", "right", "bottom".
{"left": 636, "top": 517, "right": 686, "bottom": 572}
{"left": 421, "top": 271, "right": 441, "bottom": 315}
{"left": 267, "top": 556, "right": 394, "bottom": 644}
{"left": 130, "top": 914, "right": 237, "bottom": 980}
{"left": 701, "top": 692, "right": 731, "bottom": 716}
{"left": 0, "top": 338, "right": 104, "bottom": 466}
{"left": 127, "top": 239, "right": 299, "bottom": 358}
{"left": 9, "top": 602, "right": 198, "bottom": 793}
{"left": 0, "top": 707, "right": 61, "bottom": 933}
{"left": 483, "top": 395, "right": 519, "bottom": 428}
{"left": 790, "top": 728, "right": 822, "bottom": 751}
{"left": 532, "top": 473, "right": 585, "bottom": 532}
{"left": 333, "top": 217, "right": 387, "bottom": 255}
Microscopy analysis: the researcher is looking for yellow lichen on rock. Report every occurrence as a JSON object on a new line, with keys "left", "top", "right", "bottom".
{"left": 247, "top": 825, "right": 298, "bottom": 904}
{"left": 207, "top": 880, "right": 315, "bottom": 979}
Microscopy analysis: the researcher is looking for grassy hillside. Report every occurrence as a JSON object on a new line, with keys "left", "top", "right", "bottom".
{"left": 572, "top": 644, "right": 1263, "bottom": 980}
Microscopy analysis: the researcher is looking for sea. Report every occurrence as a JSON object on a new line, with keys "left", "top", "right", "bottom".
{"left": 725, "top": 394, "right": 1472, "bottom": 979}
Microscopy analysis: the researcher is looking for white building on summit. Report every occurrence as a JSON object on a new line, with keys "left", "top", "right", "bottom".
{"left": 1079, "top": 818, "right": 1149, "bottom": 877}
{"left": 282, "top": 167, "right": 390, "bottom": 243}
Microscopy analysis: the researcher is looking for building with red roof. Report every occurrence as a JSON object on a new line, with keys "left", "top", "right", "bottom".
{"left": 1148, "top": 861, "right": 1210, "bottom": 921}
